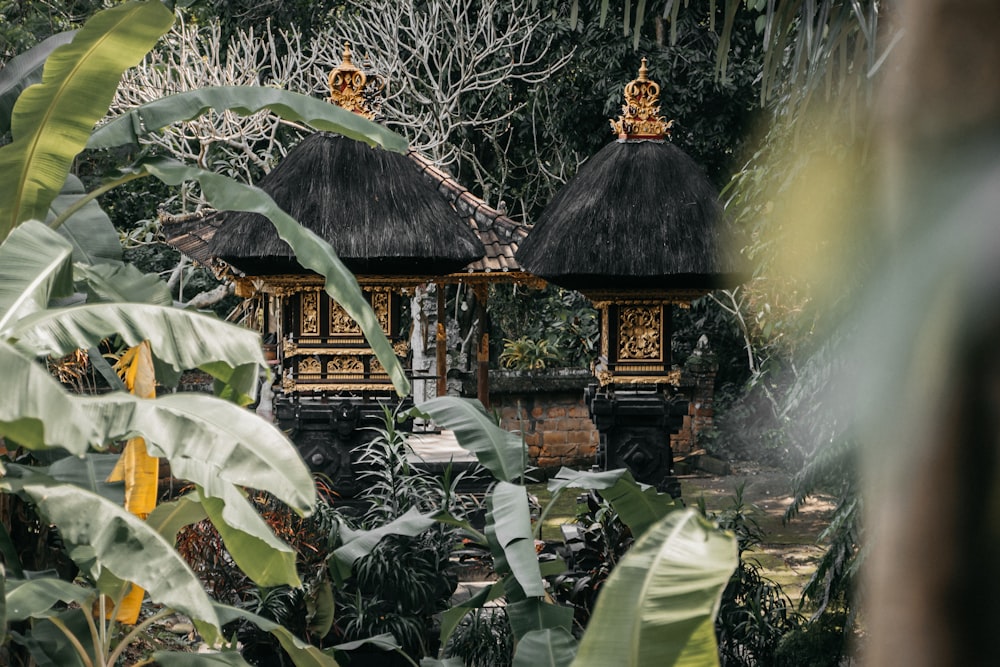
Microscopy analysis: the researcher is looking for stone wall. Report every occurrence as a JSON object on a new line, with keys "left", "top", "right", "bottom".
{"left": 488, "top": 369, "right": 599, "bottom": 471}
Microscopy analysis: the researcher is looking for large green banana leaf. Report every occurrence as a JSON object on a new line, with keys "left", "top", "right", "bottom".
{"left": 0, "top": 340, "right": 103, "bottom": 452}
{"left": 0, "top": 347, "right": 313, "bottom": 514}
{"left": 48, "top": 174, "right": 122, "bottom": 265}
{"left": 507, "top": 598, "right": 575, "bottom": 640}
{"left": 0, "top": 1, "right": 173, "bottom": 237}
{"left": 0, "top": 220, "right": 75, "bottom": 335}
{"left": 147, "top": 493, "right": 210, "bottom": 544}
{"left": 408, "top": 396, "right": 524, "bottom": 482}
{"left": 195, "top": 482, "right": 300, "bottom": 588}
{"left": 75, "top": 261, "right": 174, "bottom": 306}
{"left": 513, "top": 627, "right": 578, "bottom": 667}
{"left": 89, "top": 85, "right": 408, "bottom": 154}
{"left": 485, "top": 482, "right": 546, "bottom": 599}
{"left": 4, "top": 577, "right": 96, "bottom": 621}
{"left": 152, "top": 654, "right": 253, "bottom": 666}
{"left": 571, "top": 508, "right": 737, "bottom": 667}
{"left": 0, "top": 31, "right": 77, "bottom": 135}
{"left": 548, "top": 467, "right": 682, "bottom": 538}
{"left": 214, "top": 602, "right": 341, "bottom": 667}
{"left": 8, "top": 476, "right": 221, "bottom": 635}
{"left": 9, "top": 301, "right": 265, "bottom": 392}
{"left": 331, "top": 507, "right": 437, "bottom": 579}
{"left": 140, "top": 157, "right": 410, "bottom": 396}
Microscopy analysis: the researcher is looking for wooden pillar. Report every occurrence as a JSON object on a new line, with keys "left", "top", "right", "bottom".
{"left": 436, "top": 283, "right": 447, "bottom": 397}
{"left": 473, "top": 283, "right": 490, "bottom": 408}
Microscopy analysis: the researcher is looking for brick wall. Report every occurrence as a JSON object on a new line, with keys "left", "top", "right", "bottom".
{"left": 488, "top": 369, "right": 599, "bottom": 471}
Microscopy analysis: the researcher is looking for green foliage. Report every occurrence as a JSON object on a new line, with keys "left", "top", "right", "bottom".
{"left": 490, "top": 285, "right": 598, "bottom": 370}
{"left": 445, "top": 607, "right": 514, "bottom": 667}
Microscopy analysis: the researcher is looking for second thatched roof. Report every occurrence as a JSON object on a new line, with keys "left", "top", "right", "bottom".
{"left": 209, "top": 132, "right": 484, "bottom": 276}
{"left": 516, "top": 139, "right": 744, "bottom": 293}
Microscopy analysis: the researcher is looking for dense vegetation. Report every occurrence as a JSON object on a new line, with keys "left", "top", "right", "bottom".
{"left": 0, "top": 0, "right": 928, "bottom": 664}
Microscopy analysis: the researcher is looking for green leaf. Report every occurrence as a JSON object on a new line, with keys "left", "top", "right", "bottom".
{"left": 330, "top": 633, "right": 400, "bottom": 652}
{"left": 147, "top": 493, "right": 210, "bottom": 545}
{"left": 75, "top": 261, "right": 173, "bottom": 306}
{"left": 408, "top": 397, "right": 523, "bottom": 482}
{"left": 197, "top": 484, "right": 300, "bottom": 588}
{"left": 139, "top": 156, "right": 410, "bottom": 396}
{"left": 549, "top": 467, "right": 682, "bottom": 538}
{"left": 332, "top": 507, "right": 436, "bottom": 579}
{"left": 214, "top": 603, "right": 340, "bottom": 667}
{"left": 485, "top": 482, "right": 545, "bottom": 599}
{"left": 0, "top": 0, "right": 173, "bottom": 236}
{"left": 9, "top": 301, "right": 265, "bottom": 393}
{"left": 571, "top": 509, "right": 737, "bottom": 667}
{"left": 507, "top": 598, "right": 574, "bottom": 641}
{"left": 0, "top": 523, "right": 23, "bottom": 577}
{"left": 89, "top": 86, "right": 408, "bottom": 154}
{"left": 15, "top": 477, "right": 221, "bottom": 634}
{"left": 42, "top": 453, "right": 124, "bottom": 503}
{"left": 10, "top": 607, "right": 92, "bottom": 667}
{"left": 48, "top": 174, "right": 122, "bottom": 265}
{"left": 152, "top": 653, "right": 252, "bottom": 667}
{"left": 308, "top": 575, "right": 335, "bottom": 637}
{"left": 438, "top": 580, "right": 505, "bottom": 648}
{"left": 95, "top": 392, "right": 315, "bottom": 514}
{"left": 0, "top": 31, "right": 77, "bottom": 136}
{"left": 4, "top": 577, "right": 96, "bottom": 621}
{"left": 0, "top": 341, "right": 101, "bottom": 453}
{"left": 0, "top": 220, "right": 75, "bottom": 335}
{"left": 513, "top": 628, "right": 578, "bottom": 667}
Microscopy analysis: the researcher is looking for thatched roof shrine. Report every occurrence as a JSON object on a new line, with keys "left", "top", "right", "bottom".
{"left": 209, "top": 131, "right": 484, "bottom": 276}
{"left": 516, "top": 59, "right": 742, "bottom": 295}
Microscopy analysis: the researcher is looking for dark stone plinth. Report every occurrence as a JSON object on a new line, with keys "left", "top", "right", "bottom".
{"left": 585, "top": 386, "right": 688, "bottom": 498}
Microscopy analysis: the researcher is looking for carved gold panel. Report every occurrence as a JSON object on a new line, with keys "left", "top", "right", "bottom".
{"left": 300, "top": 291, "right": 320, "bottom": 335}
{"left": 298, "top": 356, "right": 321, "bottom": 375}
{"left": 329, "top": 300, "right": 362, "bottom": 335}
{"left": 327, "top": 356, "right": 364, "bottom": 375}
{"left": 372, "top": 290, "right": 390, "bottom": 332}
{"left": 618, "top": 306, "right": 662, "bottom": 361}
{"left": 370, "top": 358, "right": 387, "bottom": 376}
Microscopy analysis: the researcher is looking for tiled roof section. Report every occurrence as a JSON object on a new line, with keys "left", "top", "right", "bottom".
{"left": 407, "top": 151, "right": 528, "bottom": 276}
{"left": 158, "top": 210, "right": 238, "bottom": 274}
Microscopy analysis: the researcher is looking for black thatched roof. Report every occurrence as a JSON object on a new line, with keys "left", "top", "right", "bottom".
{"left": 209, "top": 132, "right": 484, "bottom": 276}
{"left": 516, "top": 140, "right": 744, "bottom": 292}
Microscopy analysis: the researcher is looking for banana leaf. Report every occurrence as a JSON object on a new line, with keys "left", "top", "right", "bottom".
{"left": 139, "top": 156, "right": 409, "bottom": 396}
{"left": 12, "top": 476, "right": 221, "bottom": 636}
{"left": 331, "top": 507, "right": 436, "bottom": 579}
{"left": 89, "top": 85, "right": 407, "bottom": 154}
{"left": 4, "top": 577, "right": 96, "bottom": 621}
{"left": 548, "top": 467, "right": 682, "bottom": 538}
{"left": 48, "top": 174, "right": 122, "bottom": 265}
{"left": 152, "top": 654, "right": 252, "bottom": 667}
{"left": 485, "top": 482, "right": 545, "bottom": 599}
{"left": 0, "top": 220, "right": 75, "bottom": 335}
{"left": 146, "top": 493, "right": 210, "bottom": 545}
{"left": 196, "top": 483, "right": 300, "bottom": 588}
{"left": 408, "top": 396, "right": 524, "bottom": 482}
{"left": 571, "top": 508, "right": 737, "bottom": 667}
{"left": 507, "top": 598, "right": 574, "bottom": 641}
{"left": 9, "top": 301, "right": 265, "bottom": 394}
{"left": 0, "top": 1, "right": 174, "bottom": 236}
{"left": 0, "top": 31, "right": 77, "bottom": 135}
{"left": 214, "top": 602, "right": 340, "bottom": 667}
{"left": 75, "top": 261, "right": 173, "bottom": 306}
{"left": 513, "top": 627, "right": 578, "bottom": 667}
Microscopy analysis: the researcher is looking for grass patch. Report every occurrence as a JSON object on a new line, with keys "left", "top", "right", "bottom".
{"left": 527, "top": 482, "right": 584, "bottom": 541}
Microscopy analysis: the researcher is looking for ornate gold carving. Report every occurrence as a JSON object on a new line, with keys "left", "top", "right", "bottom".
{"left": 284, "top": 342, "right": 377, "bottom": 357}
{"left": 372, "top": 290, "right": 390, "bottom": 331}
{"left": 327, "top": 357, "right": 364, "bottom": 375}
{"left": 298, "top": 357, "right": 322, "bottom": 375}
{"left": 609, "top": 58, "right": 673, "bottom": 140}
{"left": 370, "top": 358, "right": 387, "bottom": 376}
{"left": 393, "top": 340, "right": 410, "bottom": 357}
{"left": 328, "top": 42, "right": 384, "bottom": 119}
{"left": 300, "top": 291, "right": 319, "bottom": 335}
{"left": 618, "top": 306, "right": 662, "bottom": 360}
{"left": 283, "top": 382, "right": 393, "bottom": 393}
{"left": 329, "top": 300, "right": 362, "bottom": 335}
{"left": 596, "top": 369, "right": 680, "bottom": 388}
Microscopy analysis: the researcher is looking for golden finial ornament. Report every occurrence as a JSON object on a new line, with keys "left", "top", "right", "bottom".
{"left": 328, "top": 42, "right": 384, "bottom": 119}
{"left": 610, "top": 58, "right": 673, "bottom": 140}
